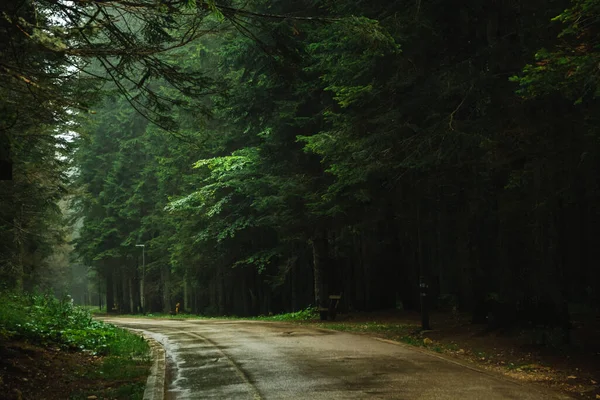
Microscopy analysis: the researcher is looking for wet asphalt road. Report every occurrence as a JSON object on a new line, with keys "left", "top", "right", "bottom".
{"left": 103, "top": 318, "right": 570, "bottom": 400}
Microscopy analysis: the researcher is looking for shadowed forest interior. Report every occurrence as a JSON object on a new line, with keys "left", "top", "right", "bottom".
{"left": 0, "top": 0, "right": 599, "bottom": 342}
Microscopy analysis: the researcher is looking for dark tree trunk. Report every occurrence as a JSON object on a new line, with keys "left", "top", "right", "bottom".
{"left": 312, "top": 230, "right": 329, "bottom": 309}
{"left": 217, "top": 266, "right": 225, "bottom": 315}
{"left": 161, "top": 264, "right": 172, "bottom": 314}
{"left": 105, "top": 263, "right": 115, "bottom": 314}
{"left": 131, "top": 268, "right": 141, "bottom": 314}
{"left": 121, "top": 268, "right": 131, "bottom": 313}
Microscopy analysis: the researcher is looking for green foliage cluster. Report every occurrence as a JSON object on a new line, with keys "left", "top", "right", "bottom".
{"left": 257, "top": 307, "right": 320, "bottom": 322}
{"left": 513, "top": 0, "right": 600, "bottom": 103}
{"left": 0, "top": 292, "right": 149, "bottom": 357}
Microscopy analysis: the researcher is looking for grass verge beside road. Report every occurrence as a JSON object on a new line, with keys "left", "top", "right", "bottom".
{"left": 0, "top": 292, "right": 151, "bottom": 399}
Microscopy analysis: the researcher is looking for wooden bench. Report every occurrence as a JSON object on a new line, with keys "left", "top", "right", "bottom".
{"left": 319, "top": 294, "right": 342, "bottom": 321}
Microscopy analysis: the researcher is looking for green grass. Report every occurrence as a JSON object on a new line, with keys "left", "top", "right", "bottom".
{"left": 0, "top": 291, "right": 151, "bottom": 399}
{"left": 253, "top": 307, "right": 319, "bottom": 321}
{"left": 317, "top": 321, "right": 418, "bottom": 336}
{"left": 103, "top": 306, "right": 321, "bottom": 322}
{"left": 0, "top": 292, "right": 149, "bottom": 356}
{"left": 100, "top": 311, "right": 219, "bottom": 320}
{"left": 315, "top": 320, "right": 463, "bottom": 354}
{"left": 95, "top": 355, "right": 150, "bottom": 380}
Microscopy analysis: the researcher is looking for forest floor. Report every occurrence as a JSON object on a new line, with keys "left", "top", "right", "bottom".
{"left": 0, "top": 339, "right": 149, "bottom": 400}
{"left": 311, "top": 310, "right": 600, "bottom": 400}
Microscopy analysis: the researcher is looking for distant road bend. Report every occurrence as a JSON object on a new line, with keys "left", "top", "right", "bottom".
{"left": 104, "top": 318, "right": 570, "bottom": 400}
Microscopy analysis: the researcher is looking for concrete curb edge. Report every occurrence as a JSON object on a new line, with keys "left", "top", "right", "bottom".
{"left": 142, "top": 334, "right": 166, "bottom": 400}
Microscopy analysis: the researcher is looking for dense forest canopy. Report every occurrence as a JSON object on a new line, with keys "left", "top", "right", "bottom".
{"left": 1, "top": 0, "right": 599, "bottom": 334}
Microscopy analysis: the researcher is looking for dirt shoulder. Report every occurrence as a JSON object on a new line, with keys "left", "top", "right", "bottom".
{"left": 309, "top": 310, "right": 600, "bottom": 400}
{"left": 0, "top": 339, "right": 148, "bottom": 400}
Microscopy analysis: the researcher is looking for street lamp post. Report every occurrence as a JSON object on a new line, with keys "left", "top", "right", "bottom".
{"left": 136, "top": 244, "right": 145, "bottom": 313}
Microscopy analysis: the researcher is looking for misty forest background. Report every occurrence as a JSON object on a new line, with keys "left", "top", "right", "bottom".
{"left": 1, "top": 0, "right": 599, "bottom": 334}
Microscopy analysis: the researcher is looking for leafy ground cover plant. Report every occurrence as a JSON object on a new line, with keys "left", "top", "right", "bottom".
{"left": 0, "top": 291, "right": 151, "bottom": 399}
{"left": 255, "top": 307, "right": 320, "bottom": 322}
{"left": 0, "top": 292, "right": 148, "bottom": 356}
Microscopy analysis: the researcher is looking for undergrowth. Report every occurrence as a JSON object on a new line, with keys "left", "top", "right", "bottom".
{"left": 316, "top": 321, "right": 455, "bottom": 352}
{"left": 255, "top": 306, "right": 319, "bottom": 321}
{"left": 0, "top": 291, "right": 150, "bottom": 399}
{"left": 102, "top": 306, "right": 322, "bottom": 322}
{"left": 0, "top": 291, "right": 149, "bottom": 357}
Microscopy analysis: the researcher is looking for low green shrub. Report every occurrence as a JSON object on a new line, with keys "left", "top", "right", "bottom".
{"left": 0, "top": 291, "right": 149, "bottom": 357}
{"left": 257, "top": 306, "right": 319, "bottom": 321}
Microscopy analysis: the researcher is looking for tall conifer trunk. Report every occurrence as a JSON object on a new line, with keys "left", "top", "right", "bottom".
{"left": 312, "top": 231, "right": 329, "bottom": 309}
{"left": 105, "top": 262, "right": 114, "bottom": 313}
{"left": 161, "top": 264, "right": 172, "bottom": 314}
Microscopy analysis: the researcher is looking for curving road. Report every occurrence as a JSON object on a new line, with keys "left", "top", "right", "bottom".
{"left": 103, "top": 318, "right": 570, "bottom": 400}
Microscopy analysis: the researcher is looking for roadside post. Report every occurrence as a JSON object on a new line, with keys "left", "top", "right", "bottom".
{"left": 420, "top": 276, "right": 431, "bottom": 330}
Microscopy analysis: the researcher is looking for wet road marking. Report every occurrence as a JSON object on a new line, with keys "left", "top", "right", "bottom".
{"left": 172, "top": 329, "right": 264, "bottom": 400}
{"left": 133, "top": 324, "right": 263, "bottom": 400}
